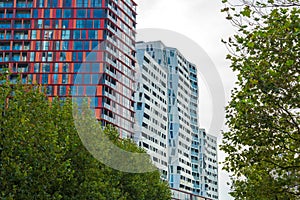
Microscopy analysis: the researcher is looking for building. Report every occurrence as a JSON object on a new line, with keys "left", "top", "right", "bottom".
{"left": 134, "top": 43, "right": 168, "bottom": 180}
{"left": 142, "top": 41, "right": 197, "bottom": 192}
{"left": 134, "top": 41, "right": 218, "bottom": 200}
{"left": 171, "top": 188, "right": 212, "bottom": 200}
{"left": 199, "top": 129, "right": 218, "bottom": 200}
{"left": 0, "top": 0, "right": 137, "bottom": 138}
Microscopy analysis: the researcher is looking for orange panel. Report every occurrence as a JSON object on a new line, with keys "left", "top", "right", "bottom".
{"left": 100, "top": 63, "right": 103, "bottom": 73}
{"left": 53, "top": 86, "right": 57, "bottom": 96}
{"left": 59, "top": 63, "right": 63, "bottom": 72}
{"left": 48, "top": 74, "right": 51, "bottom": 84}
{"left": 37, "top": 30, "right": 40, "bottom": 39}
{"left": 95, "top": 109, "right": 101, "bottom": 120}
{"left": 66, "top": 86, "right": 70, "bottom": 96}
{"left": 31, "top": 41, "right": 35, "bottom": 50}
{"left": 58, "top": 74, "right": 62, "bottom": 84}
{"left": 98, "top": 30, "right": 103, "bottom": 39}
{"left": 97, "top": 86, "right": 102, "bottom": 96}
{"left": 32, "top": 74, "right": 36, "bottom": 84}
{"left": 83, "top": 52, "right": 86, "bottom": 62}
{"left": 66, "top": 52, "right": 71, "bottom": 62}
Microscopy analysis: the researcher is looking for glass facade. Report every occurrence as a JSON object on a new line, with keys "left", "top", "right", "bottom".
{"left": 0, "top": 0, "right": 137, "bottom": 137}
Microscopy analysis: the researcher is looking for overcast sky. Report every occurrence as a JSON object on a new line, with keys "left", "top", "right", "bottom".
{"left": 135, "top": 1, "right": 236, "bottom": 199}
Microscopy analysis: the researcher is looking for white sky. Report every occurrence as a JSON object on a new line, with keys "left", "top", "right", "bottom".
{"left": 135, "top": 0, "right": 236, "bottom": 199}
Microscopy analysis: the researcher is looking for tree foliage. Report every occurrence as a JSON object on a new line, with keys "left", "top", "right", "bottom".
{"left": 221, "top": 1, "right": 300, "bottom": 200}
{"left": 221, "top": 0, "right": 300, "bottom": 30}
{"left": 0, "top": 80, "right": 171, "bottom": 200}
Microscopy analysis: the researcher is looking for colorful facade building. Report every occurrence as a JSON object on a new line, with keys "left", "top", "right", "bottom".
{"left": 0, "top": 0, "right": 137, "bottom": 138}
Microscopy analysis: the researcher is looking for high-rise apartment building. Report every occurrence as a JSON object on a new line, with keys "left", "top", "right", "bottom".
{"left": 0, "top": 0, "right": 137, "bottom": 138}
{"left": 140, "top": 41, "right": 197, "bottom": 192}
{"left": 134, "top": 43, "right": 168, "bottom": 180}
{"left": 199, "top": 129, "right": 218, "bottom": 200}
{"left": 135, "top": 41, "right": 218, "bottom": 200}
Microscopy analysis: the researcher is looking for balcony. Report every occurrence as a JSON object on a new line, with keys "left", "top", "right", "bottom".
{"left": 105, "top": 69, "right": 117, "bottom": 79}
{"left": 104, "top": 80, "right": 116, "bottom": 89}
{"left": 102, "top": 114, "right": 115, "bottom": 124}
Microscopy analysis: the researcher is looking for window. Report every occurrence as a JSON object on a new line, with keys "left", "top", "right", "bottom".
{"left": 62, "top": 74, "right": 68, "bottom": 84}
{"left": 77, "top": 9, "right": 86, "bottom": 18}
{"left": 64, "top": 0, "right": 72, "bottom": 7}
{"left": 62, "top": 20, "right": 69, "bottom": 28}
{"left": 64, "top": 9, "right": 72, "bottom": 18}
{"left": 86, "top": 86, "right": 94, "bottom": 95}
{"left": 94, "top": 20, "right": 100, "bottom": 28}
{"left": 91, "top": 0, "right": 102, "bottom": 7}
{"left": 74, "top": 41, "right": 82, "bottom": 50}
{"left": 88, "top": 30, "right": 97, "bottom": 39}
{"left": 56, "top": 9, "right": 61, "bottom": 18}
{"left": 60, "top": 86, "right": 67, "bottom": 95}
{"left": 144, "top": 113, "right": 150, "bottom": 120}
{"left": 42, "top": 74, "right": 48, "bottom": 84}
{"left": 94, "top": 9, "right": 104, "bottom": 18}
{"left": 73, "top": 30, "right": 80, "bottom": 39}
{"left": 76, "top": 0, "right": 89, "bottom": 7}
{"left": 44, "top": 9, "right": 50, "bottom": 18}
{"left": 86, "top": 20, "right": 93, "bottom": 28}
{"left": 81, "top": 30, "right": 86, "bottom": 39}
{"left": 76, "top": 20, "right": 85, "bottom": 28}
{"left": 136, "top": 102, "right": 142, "bottom": 110}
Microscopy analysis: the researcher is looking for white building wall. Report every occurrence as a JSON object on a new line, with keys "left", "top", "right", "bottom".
{"left": 199, "top": 129, "right": 219, "bottom": 200}
{"left": 134, "top": 45, "right": 168, "bottom": 180}
{"left": 135, "top": 41, "right": 218, "bottom": 199}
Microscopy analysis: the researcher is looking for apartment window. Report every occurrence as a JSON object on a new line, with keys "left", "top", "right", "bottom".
{"left": 76, "top": 20, "right": 85, "bottom": 28}
{"left": 88, "top": 30, "right": 97, "bottom": 39}
{"left": 143, "top": 142, "right": 149, "bottom": 149}
{"left": 56, "top": 9, "right": 62, "bottom": 18}
{"left": 76, "top": 0, "right": 89, "bottom": 7}
{"left": 77, "top": 9, "right": 86, "bottom": 18}
{"left": 86, "top": 20, "right": 93, "bottom": 28}
{"left": 86, "top": 86, "right": 94, "bottom": 95}
{"left": 64, "top": 9, "right": 72, "bottom": 18}
{"left": 136, "top": 102, "right": 142, "bottom": 110}
{"left": 44, "top": 9, "right": 50, "bottom": 18}
{"left": 42, "top": 74, "right": 48, "bottom": 84}
{"left": 64, "top": 0, "right": 72, "bottom": 7}
{"left": 91, "top": 0, "right": 102, "bottom": 7}
{"left": 94, "top": 9, "right": 104, "bottom": 18}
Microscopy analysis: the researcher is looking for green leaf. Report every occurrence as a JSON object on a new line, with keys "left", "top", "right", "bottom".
{"left": 241, "top": 6, "right": 251, "bottom": 17}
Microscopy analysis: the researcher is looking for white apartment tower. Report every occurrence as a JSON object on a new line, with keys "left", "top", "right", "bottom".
{"left": 134, "top": 44, "right": 168, "bottom": 180}
{"left": 134, "top": 41, "right": 218, "bottom": 200}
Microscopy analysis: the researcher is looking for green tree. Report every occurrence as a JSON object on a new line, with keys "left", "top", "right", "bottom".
{"left": 0, "top": 80, "right": 171, "bottom": 200}
{"left": 221, "top": 1, "right": 300, "bottom": 200}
